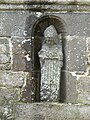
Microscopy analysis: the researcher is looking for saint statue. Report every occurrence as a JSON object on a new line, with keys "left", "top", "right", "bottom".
{"left": 38, "top": 25, "right": 63, "bottom": 101}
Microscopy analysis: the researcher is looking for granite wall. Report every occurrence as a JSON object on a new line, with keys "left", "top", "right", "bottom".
{"left": 0, "top": 1, "right": 90, "bottom": 120}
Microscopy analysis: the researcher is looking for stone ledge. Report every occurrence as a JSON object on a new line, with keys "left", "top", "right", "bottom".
{"left": 0, "top": 4, "right": 90, "bottom": 12}
{"left": 0, "top": 1, "right": 90, "bottom": 12}
{"left": 0, "top": 0, "right": 90, "bottom": 5}
{"left": 15, "top": 103, "right": 90, "bottom": 120}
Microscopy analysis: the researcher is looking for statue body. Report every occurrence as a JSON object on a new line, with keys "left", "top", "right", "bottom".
{"left": 38, "top": 25, "right": 63, "bottom": 101}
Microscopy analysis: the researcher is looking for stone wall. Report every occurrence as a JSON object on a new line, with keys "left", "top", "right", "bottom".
{"left": 0, "top": 1, "right": 90, "bottom": 120}
{"left": 0, "top": 0, "right": 90, "bottom": 4}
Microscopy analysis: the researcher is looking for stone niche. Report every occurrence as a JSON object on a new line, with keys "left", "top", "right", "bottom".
{"left": 22, "top": 14, "right": 88, "bottom": 103}
{"left": 30, "top": 15, "right": 67, "bottom": 102}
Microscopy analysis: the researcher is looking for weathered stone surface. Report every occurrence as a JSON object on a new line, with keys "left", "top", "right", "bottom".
{"left": 0, "top": 0, "right": 74, "bottom": 4}
{"left": 0, "top": 44, "right": 7, "bottom": 53}
{"left": 0, "top": 71, "right": 28, "bottom": 87}
{"left": 0, "top": 37, "right": 11, "bottom": 70}
{"left": 86, "top": 37, "right": 90, "bottom": 64}
{"left": 77, "top": 77, "right": 90, "bottom": 92}
{"left": 15, "top": 103, "right": 46, "bottom": 120}
{"left": 0, "top": 11, "right": 29, "bottom": 37}
{"left": 1, "top": 4, "right": 90, "bottom": 12}
{"left": 57, "top": 14, "right": 90, "bottom": 37}
{"left": 0, "top": 87, "right": 20, "bottom": 105}
{"left": 0, "top": 54, "right": 10, "bottom": 64}
{"left": 78, "top": 105, "right": 90, "bottom": 120}
{"left": 0, "top": 63, "right": 11, "bottom": 70}
{"left": 0, "top": 0, "right": 90, "bottom": 4}
{"left": 0, "top": 12, "right": 90, "bottom": 37}
{"left": 15, "top": 103, "right": 90, "bottom": 120}
{"left": 21, "top": 73, "right": 36, "bottom": 103}
{"left": 11, "top": 37, "right": 26, "bottom": 71}
{"left": 11, "top": 37, "right": 32, "bottom": 71}
{"left": 0, "top": 37, "right": 9, "bottom": 44}
{"left": 66, "top": 36, "right": 87, "bottom": 71}
{"left": 38, "top": 25, "right": 63, "bottom": 101}
{"left": 77, "top": 92, "right": 90, "bottom": 104}
{"left": 64, "top": 71, "right": 77, "bottom": 103}
{"left": 77, "top": 76, "right": 90, "bottom": 104}
{"left": 0, "top": 104, "right": 14, "bottom": 120}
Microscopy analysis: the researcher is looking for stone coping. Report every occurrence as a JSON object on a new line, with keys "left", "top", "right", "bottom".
{"left": 0, "top": 0, "right": 90, "bottom": 5}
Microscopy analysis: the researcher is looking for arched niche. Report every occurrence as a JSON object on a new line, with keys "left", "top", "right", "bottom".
{"left": 31, "top": 15, "right": 66, "bottom": 102}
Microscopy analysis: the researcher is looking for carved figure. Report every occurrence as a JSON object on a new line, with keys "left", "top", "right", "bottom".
{"left": 38, "top": 25, "right": 63, "bottom": 101}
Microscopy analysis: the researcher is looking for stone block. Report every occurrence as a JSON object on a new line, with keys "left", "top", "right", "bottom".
{"left": 15, "top": 103, "right": 46, "bottom": 120}
{"left": 15, "top": 103, "right": 90, "bottom": 120}
{"left": 11, "top": 37, "right": 32, "bottom": 71}
{"left": 78, "top": 105, "right": 90, "bottom": 120}
{"left": 0, "top": 104, "right": 14, "bottom": 120}
{"left": 64, "top": 71, "right": 76, "bottom": 103}
{"left": 0, "top": 54, "right": 10, "bottom": 64}
{"left": 86, "top": 37, "right": 90, "bottom": 64}
{"left": 0, "top": 71, "right": 28, "bottom": 87}
{"left": 66, "top": 36, "right": 87, "bottom": 71}
{"left": 0, "top": 44, "right": 7, "bottom": 53}
{"left": 0, "top": 0, "right": 90, "bottom": 4}
{"left": 0, "top": 37, "right": 11, "bottom": 70}
{"left": 0, "top": 87, "right": 20, "bottom": 105}
{"left": 77, "top": 92, "right": 90, "bottom": 105}
{"left": 60, "top": 68, "right": 77, "bottom": 103}
{"left": 0, "top": 37, "right": 10, "bottom": 54}
{"left": 57, "top": 13, "right": 90, "bottom": 37}
{"left": 0, "top": 37, "right": 9, "bottom": 44}
{"left": 0, "top": 11, "right": 29, "bottom": 37}
{"left": 0, "top": 63, "right": 11, "bottom": 70}
{"left": 77, "top": 77, "right": 90, "bottom": 92}
{"left": 77, "top": 76, "right": 90, "bottom": 104}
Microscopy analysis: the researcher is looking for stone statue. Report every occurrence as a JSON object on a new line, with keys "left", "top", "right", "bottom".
{"left": 38, "top": 25, "right": 63, "bottom": 101}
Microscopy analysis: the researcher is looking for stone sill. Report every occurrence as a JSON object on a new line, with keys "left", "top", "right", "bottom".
{"left": 15, "top": 102, "right": 90, "bottom": 120}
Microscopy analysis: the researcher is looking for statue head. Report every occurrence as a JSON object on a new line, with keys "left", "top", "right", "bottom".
{"left": 44, "top": 25, "right": 59, "bottom": 45}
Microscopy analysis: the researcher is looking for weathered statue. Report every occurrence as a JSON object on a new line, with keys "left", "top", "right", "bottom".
{"left": 38, "top": 25, "right": 63, "bottom": 101}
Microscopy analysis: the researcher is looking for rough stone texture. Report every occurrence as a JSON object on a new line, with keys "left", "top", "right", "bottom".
{"left": 0, "top": 37, "right": 11, "bottom": 70}
{"left": 0, "top": 12, "right": 90, "bottom": 37}
{"left": 1, "top": 4, "right": 90, "bottom": 12}
{"left": 0, "top": 11, "right": 29, "bottom": 37}
{"left": 0, "top": 37, "right": 9, "bottom": 45}
{"left": 0, "top": 2, "right": 90, "bottom": 120}
{"left": 54, "top": 13, "right": 90, "bottom": 37}
{"left": 66, "top": 35, "right": 87, "bottom": 71}
{"left": 0, "top": 71, "right": 28, "bottom": 87}
{"left": 11, "top": 37, "right": 32, "bottom": 71}
{"left": 86, "top": 37, "right": 90, "bottom": 65}
{"left": 77, "top": 76, "right": 90, "bottom": 104}
{"left": 15, "top": 103, "right": 90, "bottom": 120}
{"left": 0, "top": 63, "right": 11, "bottom": 70}
{"left": 0, "top": 54, "right": 10, "bottom": 64}
{"left": 0, "top": 87, "right": 20, "bottom": 105}
{"left": 0, "top": 0, "right": 90, "bottom": 4}
{"left": 60, "top": 35, "right": 87, "bottom": 103}
{"left": 63, "top": 71, "right": 77, "bottom": 103}
{"left": 0, "top": 104, "right": 14, "bottom": 120}
{"left": 0, "top": 0, "right": 75, "bottom": 4}
{"left": 39, "top": 25, "right": 63, "bottom": 101}
{"left": 78, "top": 105, "right": 90, "bottom": 120}
{"left": 21, "top": 73, "right": 37, "bottom": 103}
